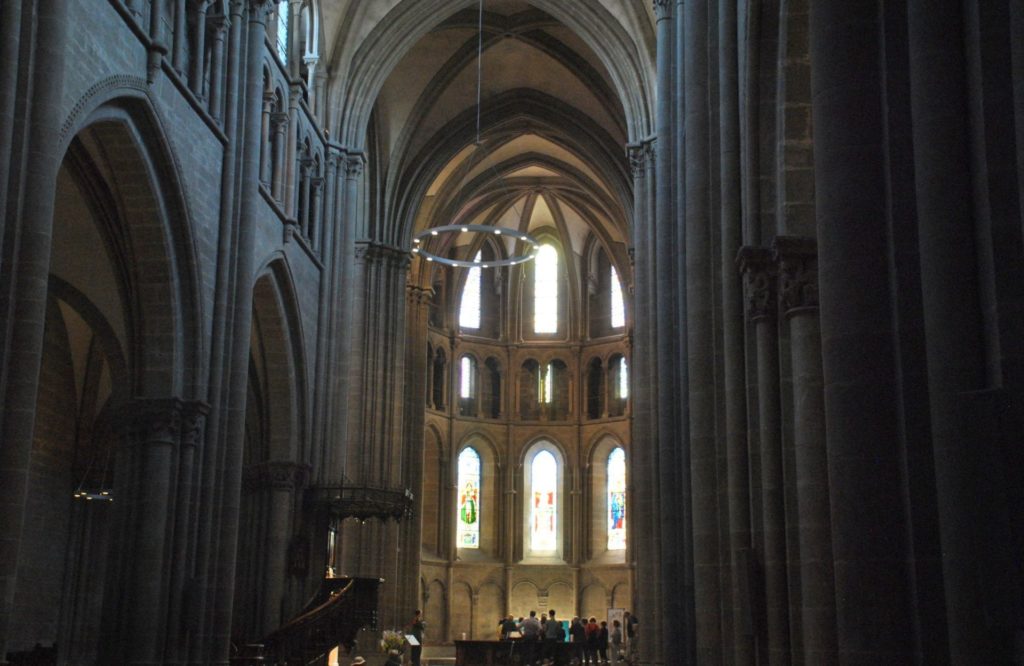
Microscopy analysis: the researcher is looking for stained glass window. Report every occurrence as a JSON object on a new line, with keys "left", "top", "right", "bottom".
{"left": 457, "top": 448, "right": 481, "bottom": 549}
{"left": 534, "top": 245, "right": 558, "bottom": 333}
{"left": 611, "top": 266, "right": 625, "bottom": 328}
{"left": 607, "top": 447, "right": 626, "bottom": 550}
{"left": 276, "top": 5, "right": 289, "bottom": 63}
{"left": 530, "top": 450, "right": 558, "bottom": 552}
{"left": 460, "top": 356, "right": 474, "bottom": 399}
{"left": 459, "top": 252, "right": 482, "bottom": 329}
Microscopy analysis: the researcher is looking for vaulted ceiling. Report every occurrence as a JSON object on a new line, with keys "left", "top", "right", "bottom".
{"left": 320, "top": 0, "right": 656, "bottom": 285}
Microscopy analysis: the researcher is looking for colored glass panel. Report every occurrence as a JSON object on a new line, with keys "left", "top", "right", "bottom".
{"left": 608, "top": 447, "right": 626, "bottom": 550}
{"left": 457, "top": 448, "right": 481, "bottom": 548}
{"left": 531, "top": 450, "right": 558, "bottom": 552}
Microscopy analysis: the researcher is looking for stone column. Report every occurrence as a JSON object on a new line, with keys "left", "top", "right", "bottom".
{"left": 209, "top": 3, "right": 277, "bottom": 661}
{"left": 173, "top": 0, "right": 188, "bottom": 73}
{"left": 402, "top": 285, "right": 432, "bottom": 623}
{"left": 270, "top": 112, "right": 289, "bottom": 200}
{"left": 207, "top": 12, "right": 230, "bottom": 122}
{"left": 260, "top": 90, "right": 275, "bottom": 185}
{"left": 773, "top": 236, "right": 836, "bottom": 663}
{"left": 0, "top": 0, "right": 22, "bottom": 223}
{"left": 190, "top": 1, "right": 212, "bottom": 98}
{"left": 325, "top": 152, "right": 364, "bottom": 484}
{"left": 737, "top": 247, "right": 790, "bottom": 664}
{"left": 188, "top": 3, "right": 243, "bottom": 662}
{"left": 147, "top": 0, "right": 169, "bottom": 83}
{"left": 809, "top": 2, "right": 916, "bottom": 660}
{"left": 165, "top": 402, "right": 208, "bottom": 665}
{"left": 0, "top": 0, "right": 69, "bottom": 657}
{"left": 683, "top": 0, "right": 721, "bottom": 660}
{"left": 310, "top": 176, "right": 324, "bottom": 249}
{"left": 298, "top": 158, "right": 312, "bottom": 235}
{"left": 104, "top": 398, "right": 207, "bottom": 665}
{"left": 242, "top": 461, "right": 309, "bottom": 634}
{"left": 720, "top": 0, "right": 753, "bottom": 661}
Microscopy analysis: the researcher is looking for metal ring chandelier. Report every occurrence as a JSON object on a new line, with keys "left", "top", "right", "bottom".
{"left": 412, "top": 224, "right": 540, "bottom": 268}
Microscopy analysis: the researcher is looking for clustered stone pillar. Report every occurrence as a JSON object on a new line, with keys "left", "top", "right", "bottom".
{"left": 241, "top": 461, "right": 309, "bottom": 635}
{"left": 737, "top": 247, "right": 790, "bottom": 664}
{"left": 773, "top": 237, "right": 836, "bottom": 663}
{"left": 810, "top": 2, "right": 917, "bottom": 660}
{"left": 0, "top": 0, "right": 70, "bottom": 658}
{"left": 102, "top": 399, "right": 208, "bottom": 665}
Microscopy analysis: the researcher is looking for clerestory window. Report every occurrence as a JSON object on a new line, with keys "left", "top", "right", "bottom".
{"left": 459, "top": 251, "right": 482, "bottom": 330}
{"left": 276, "top": 4, "right": 289, "bottom": 63}
{"left": 534, "top": 244, "right": 558, "bottom": 333}
{"left": 611, "top": 266, "right": 625, "bottom": 329}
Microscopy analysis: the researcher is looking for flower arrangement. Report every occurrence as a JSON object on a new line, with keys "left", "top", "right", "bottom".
{"left": 379, "top": 629, "right": 404, "bottom": 653}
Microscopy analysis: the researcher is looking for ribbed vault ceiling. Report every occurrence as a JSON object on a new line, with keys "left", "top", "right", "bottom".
{"left": 321, "top": 0, "right": 655, "bottom": 287}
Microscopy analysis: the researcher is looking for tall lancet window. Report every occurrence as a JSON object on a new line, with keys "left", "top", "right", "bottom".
{"left": 607, "top": 447, "right": 626, "bottom": 550}
{"left": 617, "top": 358, "right": 629, "bottom": 399}
{"left": 611, "top": 266, "right": 625, "bottom": 329}
{"left": 460, "top": 356, "right": 475, "bottom": 399}
{"left": 459, "top": 251, "right": 482, "bottom": 329}
{"left": 534, "top": 244, "right": 559, "bottom": 333}
{"left": 457, "top": 448, "right": 481, "bottom": 549}
{"left": 530, "top": 450, "right": 558, "bottom": 552}
{"left": 539, "top": 362, "right": 553, "bottom": 404}
{"left": 276, "top": 5, "right": 289, "bottom": 63}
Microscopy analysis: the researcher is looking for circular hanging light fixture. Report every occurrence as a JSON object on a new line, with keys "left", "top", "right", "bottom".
{"left": 412, "top": 224, "right": 540, "bottom": 268}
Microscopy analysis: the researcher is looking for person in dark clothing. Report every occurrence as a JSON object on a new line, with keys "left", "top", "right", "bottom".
{"left": 570, "top": 617, "right": 587, "bottom": 664}
{"left": 597, "top": 621, "right": 609, "bottom": 664}
{"left": 543, "top": 610, "right": 561, "bottom": 663}
{"left": 500, "top": 615, "right": 519, "bottom": 639}
{"left": 405, "top": 609, "right": 426, "bottom": 666}
{"left": 584, "top": 617, "right": 599, "bottom": 665}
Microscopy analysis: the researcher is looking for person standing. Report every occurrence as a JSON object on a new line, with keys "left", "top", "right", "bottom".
{"left": 521, "top": 610, "right": 542, "bottom": 665}
{"left": 596, "top": 621, "right": 609, "bottom": 665}
{"left": 623, "top": 611, "right": 638, "bottom": 663}
{"left": 570, "top": 617, "right": 587, "bottom": 664}
{"left": 584, "top": 617, "right": 599, "bottom": 665}
{"left": 544, "top": 609, "right": 561, "bottom": 664}
{"left": 405, "top": 609, "right": 425, "bottom": 666}
{"left": 609, "top": 620, "right": 623, "bottom": 664}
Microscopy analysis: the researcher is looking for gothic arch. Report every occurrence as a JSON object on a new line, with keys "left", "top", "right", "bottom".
{"left": 248, "top": 257, "right": 309, "bottom": 462}
{"left": 58, "top": 92, "right": 203, "bottom": 397}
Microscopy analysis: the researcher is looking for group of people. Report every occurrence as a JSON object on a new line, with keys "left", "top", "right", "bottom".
{"left": 498, "top": 609, "right": 639, "bottom": 666}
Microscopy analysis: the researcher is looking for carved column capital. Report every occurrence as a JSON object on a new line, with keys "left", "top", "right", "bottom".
{"left": 114, "top": 398, "right": 210, "bottom": 446}
{"left": 342, "top": 152, "right": 366, "bottom": 179}
{"left": 772, "top": 236, "right": 819, "bottom": 315}
{"left": 407, "top": 284, "right": 434, "bottom": 306}
{"left": 243, "top": 460, "right": 311, "bottom": 491}
{"left": 355, "top": 241, "right": 411, "bottom": 269}
{"left": 653, "top": 0, "right": 672, "bottom": 20}
{"left": 736, "top": 246, "right": 776, "bottom": 322}
{"left": 270, "top": 111, "right": 289, "bottom": 131}
{"left": 627, "top": 144, "right": 646, "bottom": 179}
{"left": 246, "top": 0, "right": 277, "bottom": 20}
